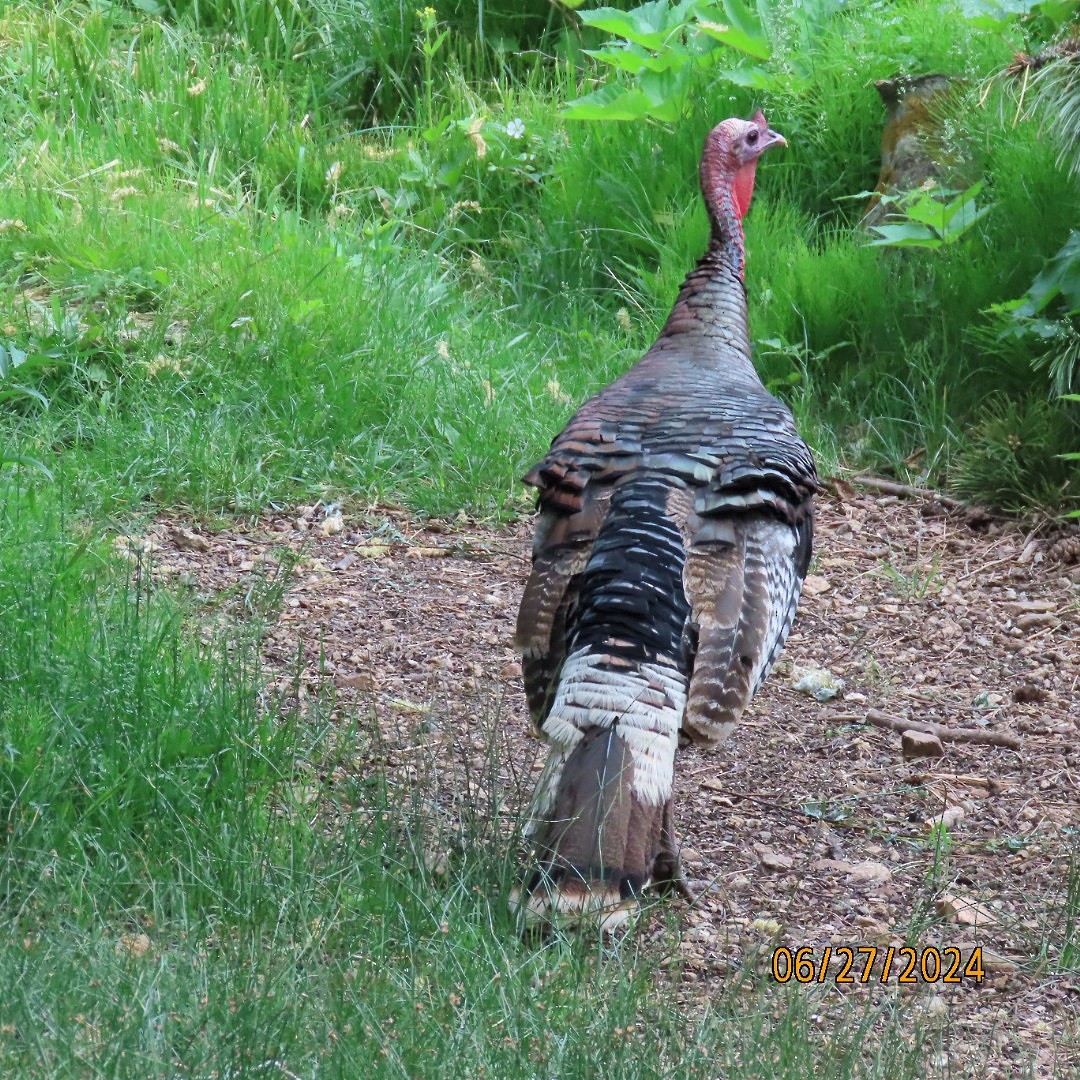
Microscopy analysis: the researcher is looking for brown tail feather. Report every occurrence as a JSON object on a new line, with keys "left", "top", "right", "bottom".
{"left": 511, "top": 726, "right": 675, "bottom": 931}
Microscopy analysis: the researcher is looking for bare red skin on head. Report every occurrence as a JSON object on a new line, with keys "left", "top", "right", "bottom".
{"left": 732, "top": 161, "right": 759, "bottom": 220}
{"left": 698, "top": 110, "right": 783, "bottom": 277}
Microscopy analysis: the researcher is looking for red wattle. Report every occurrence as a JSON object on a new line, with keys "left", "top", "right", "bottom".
{"left": 732, "top": 162, "right": 758, "bottom": 220}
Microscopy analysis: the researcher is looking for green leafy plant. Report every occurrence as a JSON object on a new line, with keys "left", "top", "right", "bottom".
{"left": 564, "top": 0, "right": 771, "bottom": 122}
{"left": 987, "top": 231, "right": 1080, "bottom": 394}
{"left": 0, "top": 341, "right": 52, "bottom": 412}
{"left": 926, "top": 820, "right": 953, "bottom": 890}
{"left": 878, "top": 557, "right": 943, "bottom": 601}
{"left": 865, "top": 182, "right": 993, "bottom": 250}
{"left": 416, "top": 5, "right": 451, "bottom": 131}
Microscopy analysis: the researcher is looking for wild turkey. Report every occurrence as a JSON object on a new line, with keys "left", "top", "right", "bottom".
{"left": 511, "top": 112, "right": 818, "bottom": 930}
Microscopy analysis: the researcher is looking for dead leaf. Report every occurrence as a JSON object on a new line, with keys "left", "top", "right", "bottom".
{"left": 1013, "top": 683, "right": 1048, "bottom": 703}
{"left": 1014, "top": 613, "right": 1058, "bottom": 631}
{"left": 812, "top": 858, "right": 892, "bottom": 884}
{"left": 936, "top": 893, "right": 996, "bottom": 927}
{"left": 1002, "top": 600, "right": 1056, "bottom": 615}
{"left": 927, "top": 806, "right": 966, "bottom": 831}
{"left": 355, "top": 545, "right": 393, "bottom": 558}
{"left": 755, "top": 847, "right": 793, "bottom": 872}
{"left": 848, "top": 860, "right": 893, "bottom": 884}
{"left": 116, "top": 933, "right": 151, "bottom": 958}
{"left": 825, "top": 477, "right": 857, "bottom": 501}
{"left": 386, "top": 697, "right": 427, "bottom": 713}
{"left": 923, "top": 995, "right": 948, "bottom": 1019}
{"left": 337, "top": 673, "right": 375, "bottom": 691}
{"left": 812, "top": 858, "right": 857, "bottom": 874}
{"left": 748, "top": 917, "right": 782, "bottom": 937}
{"left": 171, "top": 527, "right": 209, "bottom": 552}
{"left": 114, "top": 535, "right": 161, "bottom": 559}
{"left": 979, "top": 948, "right": 1019, "bottom": 973}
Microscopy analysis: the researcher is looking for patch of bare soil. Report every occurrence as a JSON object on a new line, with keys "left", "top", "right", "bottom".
{"left": 140, "top": 490, "right": 1080, "bottom": 1078}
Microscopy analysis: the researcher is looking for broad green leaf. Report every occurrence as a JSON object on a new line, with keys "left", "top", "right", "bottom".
{"left": 1021, "top": 231, "right": 1080, "bottom": 315}
{"left": 585, "top": 44, "right": 653, "bottom": 74}
{"left": 939, "top": 181, "right": 984, "bottom": 218}
{"left": 0, "top": 453, "right": 53, "bottom": 479}
{"left": 0, "top": 343, "right": 26, "bottom": 376}
{"left": 640, "top": 65, "right": 691, "bottom": 110}
{"left": 695, "top": 0, "right": 771, "bottom": 59}
{"left": 696, "top": 20, "right": 770, "bottom": 58}
{"left": 0, "top": 385, "right": 48, "bottom": 409}
{"left": 941, "top": 200, "right": 992, "bottom": 238}
{"left": 586, "top": 43, "right": 686, "bottom": 73}
{"left": 579, "top": 0, "right": 697, "bottom": 50}
{"left": 421, "top": 116, "right": 453, "bottom": 144}
{"left": 868, "top": 223, "right": 941, "bottom": 248}
{"left": 959, "top": 0, "right": 1043, "bottom": 22}
{"left": 563, "top": 83, "right": 656, "bottom": 120}
{"left": 718, "top": 64, "right": 787, "bottom": 90}
{"left": 901, "top": 194, "right": 947, "bottom": 230}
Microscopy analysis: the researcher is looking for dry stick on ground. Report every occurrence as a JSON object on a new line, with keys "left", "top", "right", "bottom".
{"left": 849, "top": 475, "right": 965, "bottom": 509}
{"left": 831, "top": 708, "right": 1022, "bottom": 749}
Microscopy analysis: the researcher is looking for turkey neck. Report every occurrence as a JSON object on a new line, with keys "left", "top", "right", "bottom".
{"left": 656, "top": 155, "right": 757, "bottom": 371}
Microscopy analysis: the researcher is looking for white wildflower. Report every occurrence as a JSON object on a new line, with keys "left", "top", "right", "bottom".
{"left": 506, "top": 118, "right": 525, "bottom": 139}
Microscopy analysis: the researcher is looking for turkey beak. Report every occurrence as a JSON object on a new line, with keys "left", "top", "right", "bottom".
{"left": 762, "top": 128, "right": 787, "bottom": 152}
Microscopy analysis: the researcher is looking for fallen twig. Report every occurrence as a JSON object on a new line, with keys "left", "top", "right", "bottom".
{"left": 857, "top": 707, "right": 1021, "bottom": 749}
{"left": 850, "top": 475, "right": 964, "bottom": 509}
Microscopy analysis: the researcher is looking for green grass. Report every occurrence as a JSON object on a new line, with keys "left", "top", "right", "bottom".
{"left": 1, "top": 1, "right": 1077, "bottom": 515}
{"left": 0, "top": 0, "right": 1077, "bottom": 1075}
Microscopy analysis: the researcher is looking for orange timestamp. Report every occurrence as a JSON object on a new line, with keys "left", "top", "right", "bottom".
{"left": 771, "top": 945, "right": 985, "bottom": 985}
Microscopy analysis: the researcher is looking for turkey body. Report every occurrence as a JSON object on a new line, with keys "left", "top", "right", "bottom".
{"left": 512, "top": 114, "right": 818, "bottom": 930}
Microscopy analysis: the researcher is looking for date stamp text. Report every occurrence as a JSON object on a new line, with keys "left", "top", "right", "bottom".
{"left": 771, "top": 945, "right": 985, "bottom": 985}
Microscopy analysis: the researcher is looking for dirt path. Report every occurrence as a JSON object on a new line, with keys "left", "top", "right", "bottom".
{"left": 141, "top": 489, "right": 1080, "bottom": 1076}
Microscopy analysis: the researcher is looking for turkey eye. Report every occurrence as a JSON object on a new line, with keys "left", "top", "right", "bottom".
{"left": 746, "top": 129, "right": 759, "bottom": 144}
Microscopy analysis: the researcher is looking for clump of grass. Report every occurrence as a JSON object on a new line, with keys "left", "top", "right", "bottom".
{"left": 0, "top": 490, "right": 288, "bottom": 912}
{"left": 950, "top": 394, "right": 1080, "bottom": 514}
